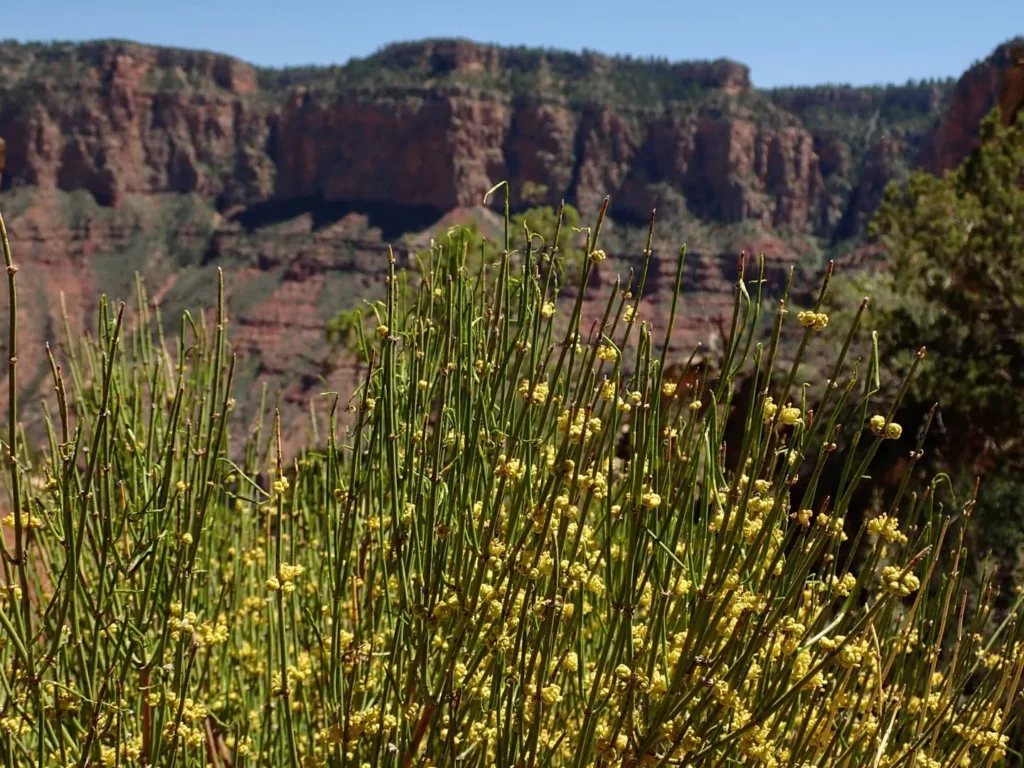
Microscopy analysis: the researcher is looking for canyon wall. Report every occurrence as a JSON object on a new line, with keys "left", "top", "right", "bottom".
{"left": 0, "top": 36, "right": 1018, "bottom": 447}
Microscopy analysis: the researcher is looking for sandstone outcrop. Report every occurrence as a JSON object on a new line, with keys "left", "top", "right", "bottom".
{"left": 922, "top": 38, "right": 1024, "bottom": 174}
{"left": 0, "top": 38, "right": 957, "bottom": 237}
{"left": 0, "top": 36, "right": 1016, "bottom": 447}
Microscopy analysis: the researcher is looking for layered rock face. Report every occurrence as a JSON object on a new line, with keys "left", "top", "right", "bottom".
{"left": 275, "top": 94, "right": 834, "bottom": 234}
{"left": 1, "top": 37, "right": 959, "bottom": 238}
{"left": 0, "top": 36, "right": 1016, "bottom": 445}
{"left": 921, "top": 39, "right": 1024, "bottom": 174}
{"left": 0, "top": 41, "right": 275, "bottom": 207}
{"left": 274, "top": 89, "right": 509, "bottom": 212}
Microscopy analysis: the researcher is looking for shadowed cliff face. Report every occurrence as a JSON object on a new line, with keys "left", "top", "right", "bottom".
{"left": 274, "top": 93, "right": 839, "bottom": 234}
{"left": 921, "top": 38, "right": 1024, "bottom": 174}
{"left": 0, "top": 36, "right": 1015, "bottom": 446}
{"left": 998, "top": 46, "right": 1024, "bottom": 127}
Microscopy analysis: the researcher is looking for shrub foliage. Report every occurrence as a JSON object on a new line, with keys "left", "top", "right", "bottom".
{"left": 0, "top": 197, "right": 1022, "bottom": 767}
{"left": 859, "top": 109, "right": 1024, "bottom": 471}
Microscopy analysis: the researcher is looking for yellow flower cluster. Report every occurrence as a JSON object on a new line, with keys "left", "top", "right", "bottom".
{"left": 763, "top": 397, "right": 802, "bottom": 426}
{"left": 797, "top": 310, "right": 830, "bottom": 331}
{"left": 867, "top": 513, "right": 909, "bottom": 544}
{"left": 556, "top": 408, "right": 602, "bottom": 443}
{"left": 870, "top": 414, "right": 903, "bottom": 439}
{"left": 881, "top": 564, "right": 921, "bottom": 596}
{"left": 518, "top": 378, "right": 550, "bottom": 404}
{"left": 1, "top": 510, "right": 43, "bottom": 529}
{"left": 267, "top": 562, "right": 305, "bottom": 594}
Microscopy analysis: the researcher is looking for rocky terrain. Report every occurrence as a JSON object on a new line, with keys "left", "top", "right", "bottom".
{"left": 0, "top": 36, "right": 1019, "bottom": 447}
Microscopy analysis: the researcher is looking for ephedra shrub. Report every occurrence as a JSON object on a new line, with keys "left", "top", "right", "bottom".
{"left": 0, "top": 195, "right": 1022, "bottom": 767}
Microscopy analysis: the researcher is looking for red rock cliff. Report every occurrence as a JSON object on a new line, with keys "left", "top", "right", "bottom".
{"left": 0, "top": 40, "right": 275, "bottom": 207}
{"left": 0, "top": 36, "right": 1015, "bottom": 448}
{"left": 922, "top": 39, "right": 1024, "bottom": 174}
{"left": 1, "top": 38, "right": 919, "bottom": 238}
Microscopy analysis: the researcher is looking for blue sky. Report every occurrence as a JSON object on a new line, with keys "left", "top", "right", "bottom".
{"left": 6, "top": 0, "right": 1021, "bottom": 88}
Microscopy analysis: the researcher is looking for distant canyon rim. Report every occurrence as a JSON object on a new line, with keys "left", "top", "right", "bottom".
{"left": 0, "top": 35, "right": 1021, "bottom": 449}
